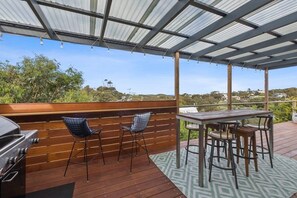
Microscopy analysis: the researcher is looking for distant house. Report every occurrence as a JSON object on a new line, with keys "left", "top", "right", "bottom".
{"left": 273, "top": 93, "right": 287, "bottom": 98}
{"left": 179, "top": 107, "right": 198, "bottom": 113}
{"left": 232, "top": 96, "right": 241, "bottom": 101}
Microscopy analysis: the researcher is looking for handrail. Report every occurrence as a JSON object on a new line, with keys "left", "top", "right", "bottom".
{"left": 1, "top": 106, "right": 177, "bottom": 117}
{"left": 181, "top": 100, "right": 297, "bottom": 109}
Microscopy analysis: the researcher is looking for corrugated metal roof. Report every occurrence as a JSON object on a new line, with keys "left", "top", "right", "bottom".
{"left": 109, "top": 0, "right": 152, "bottom": 23}
{"left": 0, "top": 0, "right": 41, "bottom": 27}
{"left": 274, "top": 21, "right": 297, "bottom": 35}
{"left": 147, "top": 33, "right": 185, "bottom": 49}
{"left": 204, "top": 22, "right": 253, "bottom": 43}
{"left": 254, "top": 42, "right": 293, "bottom": 53}
{"left": 228, "top": 52, "right": 254, "bottom": 60}
{"left": 179, "top": 12, "right": 221, "bottom": 36}
{"left": 40, "top": 5, "right": 90, "bottom": 35}
{"left": 232, "top": 34, "right": 276, "bottom": 48}
{"left": 181, "top": 41, "right": 214, "bottom": 54}
{"left": 244, "top": 0, "right": 297, "bottom": 26}
{"left": 44, "top": 0, "right": 106, "bottom": 13}
{"left": 144, "top": 0, "right": 177, "bottom": 26}
{"left": 197, "top": 0, "right": 251, "bottom": 13}
{"left": 1, "top": 0, "right": 297, "bottom": 69}
{"left": 206, "top": 47, "right": 236, "bottom": 57}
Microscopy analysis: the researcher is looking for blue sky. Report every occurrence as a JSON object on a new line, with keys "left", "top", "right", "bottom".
{"left": 0, "top": 33, "right": 296, "bottom": 95}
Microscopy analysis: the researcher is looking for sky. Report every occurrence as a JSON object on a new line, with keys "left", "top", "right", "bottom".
{"left": 0, "top": 33, "right": 296, "bottom": 95}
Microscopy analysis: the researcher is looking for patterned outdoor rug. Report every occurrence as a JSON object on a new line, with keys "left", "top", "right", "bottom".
{"left": 150, "top": 148, "right": 297, "bottom": 198}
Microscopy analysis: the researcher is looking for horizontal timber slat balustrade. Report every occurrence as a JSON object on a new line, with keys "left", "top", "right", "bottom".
{"left": 0, "top": 101, "right": 177, "bottom": 172}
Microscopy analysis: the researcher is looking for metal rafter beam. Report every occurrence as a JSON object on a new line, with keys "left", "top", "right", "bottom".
{"left": 26, "top": 0, "right": 58, "bottom": 39}
{"left": 138, "top": 0, "right": 191, "bottom": 46}
{"left": 211, "top": 14, "right": 297, "bottom": 60}
{"left": 90, "top": 0, "right": 98, "bottom": 36}
{"left": 232, "top": 44, "right": 297, "bottom": 63}
{"left": 169, "top": 0, "right": 272, "bottom": 53}
{"left": 99, "top": 0, "right": 112, "bottom": 41}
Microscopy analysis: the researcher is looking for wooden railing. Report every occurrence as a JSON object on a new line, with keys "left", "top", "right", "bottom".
{"left": 0, "top": 101, "right": 177, "bottom": 172}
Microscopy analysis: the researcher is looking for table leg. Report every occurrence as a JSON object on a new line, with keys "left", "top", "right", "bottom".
{"left": 176, "top": 119, "right": 180, "bottom": 168}
{"left": 269, "top": 116, "right": 274, "bottom": 158}
{"left": 198, "top": 124, "right": 204, "bottom": 187}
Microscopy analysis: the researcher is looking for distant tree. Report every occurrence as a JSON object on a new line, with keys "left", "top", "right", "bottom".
{"left": 0, "top": 55, "right": 83, "bottom": 103}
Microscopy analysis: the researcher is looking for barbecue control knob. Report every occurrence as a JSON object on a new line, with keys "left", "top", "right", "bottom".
{"left": 8, "top": 157, "right": 18, "bottom": 165}
{"left": 31, "top": 138, "right": 39, "bottom": 144}
{"left": 19, "top": 148, "right": 28, "bottom": 155}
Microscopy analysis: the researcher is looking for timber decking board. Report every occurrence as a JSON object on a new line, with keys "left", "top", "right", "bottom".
{"left": 26, "top": 122, "right": 296, "bottom": 198}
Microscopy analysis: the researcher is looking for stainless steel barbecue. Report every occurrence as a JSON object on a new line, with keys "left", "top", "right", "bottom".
{"left": 0, "top": 116, "right": 38, "bottom": 198}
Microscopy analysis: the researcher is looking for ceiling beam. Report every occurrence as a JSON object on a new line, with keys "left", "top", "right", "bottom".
{"left": 89, "top": 0, "right": 98, "bottom": 36}
{"left": 99, "top": 0, "right": 112, "bottom": 42}
{"left": 138, "top": 0, "right": 191, "bottom": 46}
{"left": 168, "top": 0, "right": 272, "bottom": 53}
{"left": 193, "top": 11, "right": 297, "bottom": 58}
{"left": 232, "top": 44, "right": 297, "bottom": 63}
{"left": 26, "top": 0, "right": 58, "bottom": 39}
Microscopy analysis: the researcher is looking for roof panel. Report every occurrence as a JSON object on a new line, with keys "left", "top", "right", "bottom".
{"left": 181, "top": 41, "right": 214, "bottom": 54}
{"left": 195, "top": 0, "right": 251, "bottom": 13}
{"left": 44, "top": 0, "right": 106, "bottom": 13}
{"left": 164, "top": 5, "right": 202, "bottom": 34}
{"left": 245, "top": 56, "right": 270, "bottom": 63}
{"left": 228, "top": 52, "right": 254, "bottom": 60}
{"left": 147, "top": 33, "right": 185, "bottom": 49}
{"left": 274, "top": 21, "right": 297, "bottom": 35}
{"left": 129, "top": 28, "right": 150, "bottom": 43}
{"left": 40, "top": 6, "right": 90, "bottom": 35}
{"left": 206, "top": 47, "right": 236, "bottom": 57}
{"left": 179, "top": 12, "right": 221, "bottom": 36}
{"left": 109, "top": 0, "right": 152, "bottom": 23}
{"left": 272, "top": 49, "right": 297, "bottom": 57}
{"left": 144, "top": 0, "right": 178, "bottom": 26}
{"left": 243, "top": 0, "right": 297, "bottom": 26}
{"left": 232, "top": 34, "right": 276, "bottom": 48}
{"left": 94, "top": 18, "right": 103, "bottom": 37}
{"left": 204, "top": 22, "right": 253, "bottom": 43}
{"left": 254, "top": 42, "right": 293, "bottom": 53}
{"left": 0, "top": 0, "right": 42, "bottom": 27}
{"left": 159, "top": 36, "right": 186, "bottom": 49}
{"left": 104, "top": 21, "right": 134, "bottom": 41}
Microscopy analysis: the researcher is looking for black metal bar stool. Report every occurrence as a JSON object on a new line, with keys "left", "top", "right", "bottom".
{"left": 117, "top": 112, "right": 151, "bottom": 172}
{"left": 208, "top": 121, "right": 240, "bottom": 189}
{"left": 63, "top": 117, "right": 105, "bottom": 181}
{"left": 248, "top": 115, "right": 273, "bottom": 168}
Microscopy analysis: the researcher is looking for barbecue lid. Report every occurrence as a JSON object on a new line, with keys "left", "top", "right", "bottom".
{"left": 0, "top": 116, "right": 20, "bottom": 137}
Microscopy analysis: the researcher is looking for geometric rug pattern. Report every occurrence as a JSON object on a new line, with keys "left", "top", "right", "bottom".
{"left": 150, "top": 148, "right": 297, "bottom": 198}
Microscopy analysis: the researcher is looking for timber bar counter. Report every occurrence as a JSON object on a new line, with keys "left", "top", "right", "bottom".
{"left": 176, "top": 109, "right": 273, "bottom": 187}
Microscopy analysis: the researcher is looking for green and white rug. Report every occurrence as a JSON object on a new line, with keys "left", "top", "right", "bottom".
{"left": 150, "top": 148, "right": 297, "bottom": 198}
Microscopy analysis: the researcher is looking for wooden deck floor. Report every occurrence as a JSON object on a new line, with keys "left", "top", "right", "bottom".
{"left": 26, "top": 121, "right": 297, "bottom": 198}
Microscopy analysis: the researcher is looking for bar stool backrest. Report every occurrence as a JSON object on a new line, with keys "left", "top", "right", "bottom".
{"left": 218, "top": 122, "right": 239, "bottom": 140}
{"left": 130, "top": 112, "right": 151, "bottom": 133}
{"left": 63, "top": 117, "right": 93, "bottom": 138}
{"left": 257, "top": 115, "right": 273, "bottom": 130}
